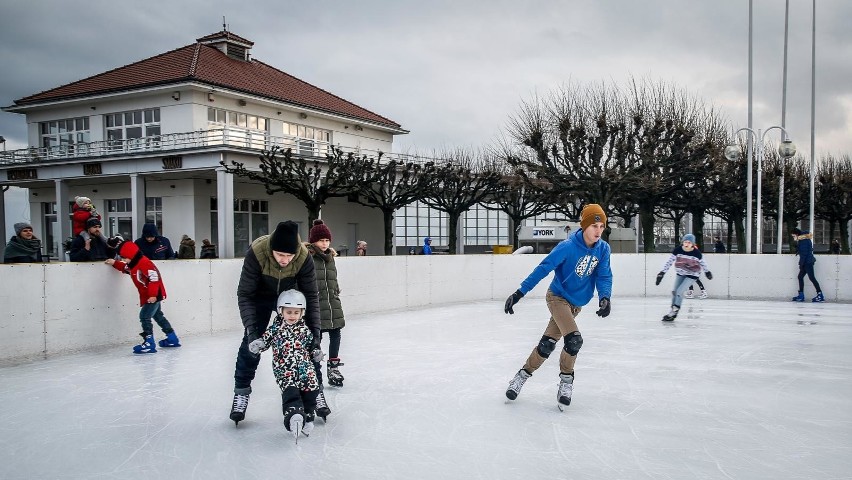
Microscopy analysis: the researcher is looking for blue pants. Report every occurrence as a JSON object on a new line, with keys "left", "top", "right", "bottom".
{"left": 138, "top": 301, "right": 173, "bottom": 336}
{"left": 671, "top": 275, "right": 697, "bottom": 308}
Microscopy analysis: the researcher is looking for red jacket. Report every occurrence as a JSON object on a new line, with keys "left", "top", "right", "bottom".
{"left": 72, "top": 204, "right": 101, "bottom": 236}
{"left": 111, "top": 241, "right": 167, "bottom": 306}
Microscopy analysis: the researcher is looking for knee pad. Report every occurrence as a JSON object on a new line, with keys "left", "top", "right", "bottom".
{"left": 536, "top": 336, "right": 558, "bottom": 358}
{"left": 563, "top": 331, "right": 583, "bottom": 356}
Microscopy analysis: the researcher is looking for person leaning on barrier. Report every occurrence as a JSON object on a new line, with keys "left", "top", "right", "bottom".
{"left": 4, "top": 222, "right": 44, "bottom": 264}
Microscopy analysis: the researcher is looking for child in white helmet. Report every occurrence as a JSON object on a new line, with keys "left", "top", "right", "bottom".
{"left": 249, "top": 289, "right": 323, "bottom": 441}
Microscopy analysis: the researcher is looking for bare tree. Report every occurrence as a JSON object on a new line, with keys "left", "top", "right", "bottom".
{"left": 349, "top": 154, "right": 436, "bottom": 255}
{"left": 220, "top": 146, "right": 357, "bottom": 225}
{"left": 421, "top": 149, "right": 502, "bottom": 254}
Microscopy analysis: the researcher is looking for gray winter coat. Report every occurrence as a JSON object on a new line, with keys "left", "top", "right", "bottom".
{"left": 306, "top": 243, "right": 345, "bottom": 330}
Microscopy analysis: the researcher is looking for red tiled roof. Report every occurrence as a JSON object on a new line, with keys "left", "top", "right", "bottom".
{"left": 13, "top": 34, "right": 402, "bottom": 129}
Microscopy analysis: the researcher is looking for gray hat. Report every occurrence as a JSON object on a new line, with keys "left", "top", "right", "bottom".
{"left": 14, "top": 222, "right": 33, "bottom": 236}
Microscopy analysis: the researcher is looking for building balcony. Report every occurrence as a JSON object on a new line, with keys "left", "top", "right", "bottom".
{"left": 0, "top": 127, "right": 431, "bottom": 168}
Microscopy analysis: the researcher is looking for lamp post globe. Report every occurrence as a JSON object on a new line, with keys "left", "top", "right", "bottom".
{"left": 724, "top": 145, "right": 742, "bottom": 162}
{"left": 778, "top": 139, "right": 796, "bottom": 158}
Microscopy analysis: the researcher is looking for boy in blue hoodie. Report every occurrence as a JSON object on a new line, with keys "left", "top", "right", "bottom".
{"left": 134, "top": 223, "right": 175, "bottom": 260}
{"left": 503, "top": 204, "right": 613, "bottom": 409}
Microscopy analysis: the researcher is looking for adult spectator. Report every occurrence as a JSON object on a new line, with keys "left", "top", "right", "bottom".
{"left": 177, "top": 234, "right": 196, "bottom": 259}
{"left": 355, "top": 240, "right": 367, "bottom": 256}
{"left": 199, "top": 239, "right": 218, "bottom": 259}
{"left": 229, "top": 221, "right": 322, "bottom": 425}
{"left": 830, "top": 239, "right": 841, "bottom": 255}
{"left": 4, "top": 222, "right": 44, "bottom": 263}
{"left": 134, "top": 223, "right": 175, "bottom": 260}
{"left": 69, "top": 218, "right": 115, "bottom": 262}
{"left": 714, "top": 239, "right": 726, "bottom": 253}
{"left": 422, "top": 236, "right": 433, "bottom": 255}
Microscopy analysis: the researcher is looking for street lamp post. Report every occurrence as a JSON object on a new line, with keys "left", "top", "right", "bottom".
{"left": 725, "top": 126, "right": 796, "bottom": 254}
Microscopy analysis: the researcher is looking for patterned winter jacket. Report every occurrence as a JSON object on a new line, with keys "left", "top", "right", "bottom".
{"left": 237, "top": 234, "right": 320, "bottom": 339}
{"left": 255, "top": 316, "right": 320, "bottom": 393}
{"left": 305, "top": 243, "right": 345, "bottom": 330}
{"left": 660, "top": 246, "right": 711, "bottom": 279}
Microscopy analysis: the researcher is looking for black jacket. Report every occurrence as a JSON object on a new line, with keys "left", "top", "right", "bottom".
{"left": 69, "top": 233, "right": 115, "bottom": 262}
{"left": 237, "top": 235, "right": 320, "bottom": 339}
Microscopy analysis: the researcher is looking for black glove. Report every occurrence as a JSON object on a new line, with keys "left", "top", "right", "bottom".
{"left": 596, "top": 297, "right": 611, "bottom": 317}
{"left": 705, "top": 271, "right": 713, "bottom": 280}
{"left": 504, "top": 289, "right": 524, "bottom": 314}
{"left": 655, "top": 272, "right": 665, "bottom": 286}
{"left": 246, "top": 328, "right": 261, "bottom": 357}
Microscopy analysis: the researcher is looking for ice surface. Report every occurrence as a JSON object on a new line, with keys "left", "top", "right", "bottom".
{"left": 1, "top": 297, "right": 850, "bottom": 479}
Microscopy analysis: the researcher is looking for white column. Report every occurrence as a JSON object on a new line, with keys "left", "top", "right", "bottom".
{"left": 130, "top": 174, "right": 145, "bottom": 240}
{"left": 0, "top": 187, "right": 6, "bottom": 244}
{"left": 216, "top": 164, "right": 235, "bottom": 258}
{"left": 54, "top": 180, "right": 70, "bottom": 256}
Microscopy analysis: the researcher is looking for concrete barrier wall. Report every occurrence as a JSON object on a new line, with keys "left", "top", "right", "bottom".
{"left": 2, "top": 253, "right": 849, "bottom": 362}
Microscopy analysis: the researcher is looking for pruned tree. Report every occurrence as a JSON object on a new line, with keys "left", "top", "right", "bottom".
{"left": 349, "top": 154, "right": 436, "bottom": 255}
{"left": 816, "top": 154, "right": 852, "bottom": 253}
{"left": 421, "top": 149, "right": 502, "bottom": 254}
{"left": 220, "top": 146, "right": 358, "bottom": 226}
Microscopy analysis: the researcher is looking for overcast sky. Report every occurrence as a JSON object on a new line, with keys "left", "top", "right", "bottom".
{"left": 1, "top": 0, "right": 850, "bottom": 159}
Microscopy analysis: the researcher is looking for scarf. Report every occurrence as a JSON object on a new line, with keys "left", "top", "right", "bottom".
{"left": 4, "top": 236, "right": 42, "bottom": 259}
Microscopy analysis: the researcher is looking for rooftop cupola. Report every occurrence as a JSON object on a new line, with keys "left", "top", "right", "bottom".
{"left": 195, "top": 30, "right": 254, "bottom": 61}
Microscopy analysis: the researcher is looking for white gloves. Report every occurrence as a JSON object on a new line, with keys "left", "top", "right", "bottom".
{"left": 248, "top": 338, "right": 265, "bottom": 354}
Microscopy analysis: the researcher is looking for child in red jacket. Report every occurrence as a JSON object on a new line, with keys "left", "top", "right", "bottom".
{"left": 106, "top": 241, "right": 181, "bottom": 354}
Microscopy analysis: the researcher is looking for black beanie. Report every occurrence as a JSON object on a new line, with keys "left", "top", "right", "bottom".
{"left": 270, "top": 221, "right": 300, "bottom": 253}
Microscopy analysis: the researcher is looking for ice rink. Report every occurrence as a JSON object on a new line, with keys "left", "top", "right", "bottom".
{"left": 1, "top": 296, "right": 850, "bottom": 480}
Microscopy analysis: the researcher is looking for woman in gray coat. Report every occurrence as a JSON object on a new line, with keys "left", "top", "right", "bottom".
{"left": 306, "top": 220, "right": 346, "bottom": 388}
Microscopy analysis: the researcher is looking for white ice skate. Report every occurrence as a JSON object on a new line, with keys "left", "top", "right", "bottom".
{"left": 506, "top": 369, "right": 531, "bottom": 401}
{"left": 289, "top": 414, "right": 304, "bottom": 444}
{"left": 699, "top": 290, "right": 708, "bottom": 300}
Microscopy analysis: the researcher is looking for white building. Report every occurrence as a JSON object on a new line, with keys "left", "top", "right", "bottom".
{"left": 0, "top": 30, "right": 408, "bottom": 258}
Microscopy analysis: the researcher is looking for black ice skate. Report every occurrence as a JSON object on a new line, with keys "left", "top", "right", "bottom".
{"left": 662, "top": 305, "right": 680, "bottom": 322}
{"left": 230, "top": 393, "right": 250, "bottom": 426}
{"left": 315, "top": 391, "right": 331, "bottom": 421}
{"left": 327, "top": 358, "right": 344, "bottom": 387}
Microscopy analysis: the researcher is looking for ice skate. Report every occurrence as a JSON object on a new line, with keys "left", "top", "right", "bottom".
{"left": 505, "top": 368, "right": 531, "bottom": 401}
{"left": 315, "top": 391, "right": 331, "bottom": 421}
{"left": 662, "top": 305, "right": 680, "bottom": 322}
{"left": 699, "top": 290, "right": 708, "bottom": 300}
{"left": 791, "top": 292, "right": 805, "bottom": 302}
{"left": 230, "top": 393, "right": 250, "bottom": 426}
{"left": 289, "top": 413, "right": 304, "bottom": 444}
{"left": 158, "top": 331, "right": 181, "bottom": 348}
{"left": 327, "top": 358, "right": 344, "bottom": 387}
{"left": 812, "top": 292, "right": 825, "bottom": 303}
{"left": 132, "top": 334, "right": 157, "bottom": 354}
{"left": 302, "top": 419, "right": 315, "bottom": 437}
{"left": 685, "top": 289, "right": 694, "bottom": 299}
{"left": 557, "top": 373, "right": 574, "bottom": 411}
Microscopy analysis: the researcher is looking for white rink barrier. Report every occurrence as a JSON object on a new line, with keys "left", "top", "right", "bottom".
{"left": 1, "top": 253, "right": 849, "bottom": 362}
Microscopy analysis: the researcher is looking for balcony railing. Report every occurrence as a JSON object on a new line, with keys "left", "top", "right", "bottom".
{"left": 0, "top": 127, "right": 436, "bottom": 167}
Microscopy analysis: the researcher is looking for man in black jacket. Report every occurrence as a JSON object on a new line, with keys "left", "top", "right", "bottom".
{"left": 229, "top": 221, "right": 327, "bottom": 425}
{"left": 69, "top": 218, "right": 115, "bottom": 262}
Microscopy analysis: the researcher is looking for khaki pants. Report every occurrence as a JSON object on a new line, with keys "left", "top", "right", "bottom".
{"left": 523, "top": 289, "right": 582, "bottom": 375}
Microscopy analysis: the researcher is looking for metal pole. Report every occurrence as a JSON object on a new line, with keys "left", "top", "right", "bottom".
{"left": 756, "top": 129, "right": 763, "bottom": 254}
{"left": 746, "top": 0, "right": 754, "bottom": 254}
{"left": 809, "top": 0, "right": 816, "bottom": 236}
{"left": 778, "top": 0, "right": 790, "bottom": 254}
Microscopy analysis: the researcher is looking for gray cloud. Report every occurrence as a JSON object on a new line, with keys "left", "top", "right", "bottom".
{"left": 1, "top": 0, "right": 850, "bottom": 158}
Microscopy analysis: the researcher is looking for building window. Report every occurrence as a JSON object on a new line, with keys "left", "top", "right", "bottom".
{"left": 394, "top": 201, "right": 447, "bottom": 249}
{"left": 42, "top": 202, "right": 58, "bottom": 257}
{"left": 105, "top": 198, "right": 133, "bottom": 240}
{"left": 105, "top": 108, "right": 160, "bottom": 150}
{"left": 233, "top": 198, "right": 269, "bottom": 256}
{"left": 207, "top": 107, "right": 269, "bottom": 149}
{"left": 40, "top": 117, "right": 90, "bottom": 154}
{"left": 463, "top": 204, "right": 509, "bottom": 246}
{"left": 145, "top": 197, "right": 163, "bottom": 235}
{"left": 282, "top": 122, "right": 331, "bottom": 157}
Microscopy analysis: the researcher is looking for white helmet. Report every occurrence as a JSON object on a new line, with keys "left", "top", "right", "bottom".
{"left": 277, "top": 289, "right": 306, "bottom": 311}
